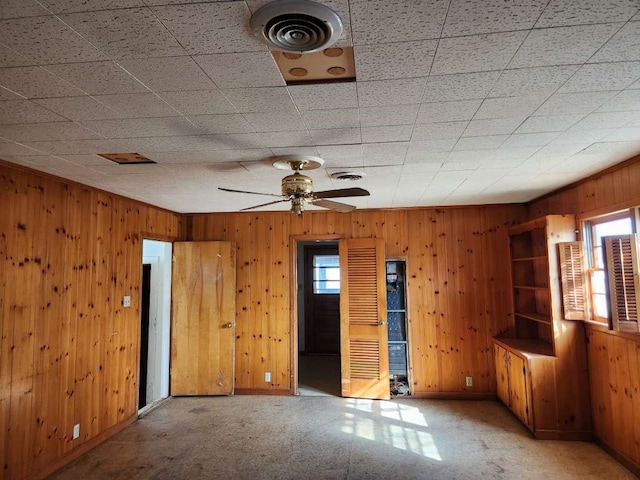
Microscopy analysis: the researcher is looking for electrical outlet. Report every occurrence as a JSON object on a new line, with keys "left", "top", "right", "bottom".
{"left": 465, "top": 376, "right": 473, "bottom": 387}
{"left": 73, "top": 424, "right": 80, "bottom": 439}
{"left": 123, "top": 295, "right": 131, "bottom": 308}
{"left": 265, "top": 372, "right": 271, "bottom": 383}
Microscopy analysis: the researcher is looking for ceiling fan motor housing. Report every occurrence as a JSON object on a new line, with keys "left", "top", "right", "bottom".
{"left": 282, "top": 172, "right": 314, "bottom": 196}
{"left": 250, "top": 0, "right": 344, "bottom": 53}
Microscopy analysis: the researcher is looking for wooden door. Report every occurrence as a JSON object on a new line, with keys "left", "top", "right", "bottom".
{"left": 304, "top": 245, "right": 340, "bottom": 354}
{"left": 171, "top": 241, "right": 236, "bottom": 395}
{"left": 494, "top": 344, "right": 510, "bottom": 406}
{"left": 508, "top": 352, "right": 531, "bottom": 428}
{"left": 339, "top": 238, "right": 389, "bottom": 400}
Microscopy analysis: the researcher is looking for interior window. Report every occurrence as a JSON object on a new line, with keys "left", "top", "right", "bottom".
{"left": 584, "top": 211, "right": 635, "bottom": 322}
{"left": 313, "top": 255, "right": 340, "bottom": 294}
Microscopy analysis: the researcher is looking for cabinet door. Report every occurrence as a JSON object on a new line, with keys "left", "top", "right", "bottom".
{"left": 508, "top": 353, "right": 531, "bottom": 428}
{"left": 494, "top": 344, "right": 510, "bottom": 406}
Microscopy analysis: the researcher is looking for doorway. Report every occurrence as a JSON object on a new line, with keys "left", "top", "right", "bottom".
{"left": 139, "top": 239, "right": 172, "bottom": 412}
{"left": 297, "top": 241, "right": 341, "bottom": 396}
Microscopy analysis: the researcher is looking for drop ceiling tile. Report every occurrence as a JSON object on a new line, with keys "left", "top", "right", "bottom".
{"left": 486, "top": 146, "right": 541, "bottom": 160}
{"left": 269, "top": 146, "right": 319, "bottom": 158}
{"left": 359, "top": 105, "right": 419, "bottom": 127}
{"left": 0, "top": 16, "right": 108, "bottom": 65}
{"left": 34, "top": 96, "right": 121, "bottom": 121}
{"left": 157, "top": 90, "right": 237, "bottom": 115}
{"left": 403, "top": 151, "right": 448, "bottom": 165}
{"left": 0, "top": 0, "right": 50, "bottom": 19}
{"left": 152, "top": 2, "right": 260, "bottom": 55}
{"left": 597, "top": 89, "right": 640, "bottom": 112}
{"left": 570, "top": 111, "right": 640, "bottom": 130}
{"left": 361, "top": 125, "right": 413, "bottom": 143}
{"left": 0, "top": 141, "right": 42, "bottom": 156}
{"left": 119, "top": 56, "right": 217, "bottom": 92}
{"left": 301, "top": 109, "right": 360, "bottom": 129}
{"left": 151, "top": 149, "right": 271, "bottom": 164}
{"left": 0, "top": 66, "right": 85, "bottom": 99}
{"left": 501, "top": 132, "right": 560, "bottom": 148}
{"left": 187, "top": 114, "right": 254, "bottom": 134}
{"left": 423, "top": 72, "right": 502, "bottom": 102}
{"left": 508, "top": 23, "right": 622, "bottom": 68}
{"left": 221, "top": 87, "right": 295, "bottom": 113}
{"left": 590, "top": 22, "right": 640, "bottom": 63}
{"left": 316, "top": 144, "right": 363, "bottom": 159}
{"left": 61, "top": 8, "right": 186, "bottom": 59}
{"left": 257, "top": 131, "right": 314, "bottom": 148}
{"left": 47, "top": 61, "right": 149, "bottom": 95}
{"left": 440, "top": 159, "right": 482, "bottom": 171}
{"left": 0, "top": 44, "right": 32, "bottom": 68}
{"left": 516, "top": 114, "right": 585, "bottom": 133}
{"left": 357, "top": 78, "right": 426, "bottom": 108}
{"left": 559, "top": 62, "right": 640, "bottom": 92}
{"left": 603, "top": 127, "right": 640, "bottom": 141}
{"left": 0, "top": 122, "right": 103, "bottom": 142}
{"left": 453, "top": 135, "right": 508, "bottom": 150}
{"left": 407, "top": 138, "right": 458, "bottom": 153}
{"left": 0, "top": 100, "right": 68, "bottom": 124}
{"left": 194, "top": 52, "right": 284, "bottom": 88}
{"left": 309, "top": 128, "right": 361, "bottom": 145}
{"left": 80, "top": 117, "right": 197, "bottom": 138}
{"left": 39, "top": 0, "right": 145, "bottom": 13}
{"left": 0, "top": 86, "right": 22, "bottom": 101}
{"left": 535, "top": 0, "right": 638, "bottom": 27}
{"left": 354, "top": 40, "right": 437, "bottom": 81}
{"left": 431, "top": 31, "right": 527, "bottom": 75}
{"left": 289, "top": 83, "right": 357, "bottom": 110}
{"left": 113, "top": 137, "right": 179, "bottom": 153}
{"left": 417, "top": 99, "right": 482, "bottom": 123}
{"left": 534, "top": 91, "right": 617, "bottom": 116}
{"left": 244, "top": 111, "right": 306, "bottom": 132}
{"left": 93, "top": 93, "right": 179, "bottom": 118}
{"left": 474, "top": 94, "right": 550, "bottom": 120}
{"left": 349, "top": 0, "right": 448, "bottom": 45}
{"left": 54, "top": 154, "right": 110, "bottom": 166}
{"left": 463, "top": 117, "right": 526, "bottom": 137}
{"left": 412, "top": 121, "right": 467, "bottom": 140}
{"left": 30, "top": 139, "right": 126, "bottom": 154}
{"left": 489, "top": 66, "right": 579, "bottom": 97}
{"left": 442, "top": 0, "right": 547, "bottom": 37}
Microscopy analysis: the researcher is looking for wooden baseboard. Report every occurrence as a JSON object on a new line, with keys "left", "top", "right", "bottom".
{"left": 234, "top": 388, "right": 293, "bottom": 396}
{"left": 534, "top": 430, "right": 593, "bottom": 441}
{"left": 26, "top": 414, "right": 137, "bottom": 480}
{"left": 410, "top": 391, "right": 497, "bottom": 400}
{"left": 595, "top": 438, "right": 640, "bottom": 478}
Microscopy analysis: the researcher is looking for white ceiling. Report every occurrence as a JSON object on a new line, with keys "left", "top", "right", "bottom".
{"left": 1, "top": 0, "right": 640, "bottom": 213}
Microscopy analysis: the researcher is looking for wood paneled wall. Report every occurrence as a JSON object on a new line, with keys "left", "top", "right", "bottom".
{"left": 186, "top": 205, "right": 526, "bottom": 395}
{"left": 0, "top": 162, "right": 179, "bottom": 480}
{"left": 529, "top": 156, "right": 640, "bottom": 474}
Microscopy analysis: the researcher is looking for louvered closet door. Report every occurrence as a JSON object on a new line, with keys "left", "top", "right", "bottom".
{"left": 339, "top": 238, "right": 389, "bottom": 400}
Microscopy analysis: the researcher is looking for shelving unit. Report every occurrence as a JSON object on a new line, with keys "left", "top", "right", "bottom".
{"left": 386, "top": 259, "right": 410, "bottom": 396}
{"left": 494, "top": 214, "right": 591, "bottom": 440}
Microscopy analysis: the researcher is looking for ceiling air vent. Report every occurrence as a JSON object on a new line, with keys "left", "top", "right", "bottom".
{"left": 250, "top": 0, "right": 343, "bottom": 53}
{"left": 98, "top": 153, "right": 156, "bottom": 165}
{"left": 330, "top": 171, "right": 366, "bottom": 181}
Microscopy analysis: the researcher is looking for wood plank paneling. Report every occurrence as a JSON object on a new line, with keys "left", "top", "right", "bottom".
{"left": 187, "top": 205, "right": 525, "bottom": 395}
{"left": 0, "top": 162, "right": 178, "bottom": 480}
{"left": 530, "top": 156, "right": 640, "bottom": 474}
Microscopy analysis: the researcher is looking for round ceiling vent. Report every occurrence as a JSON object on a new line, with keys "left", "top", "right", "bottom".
{"left": 250, "top": 0, "right": 343, "bottom": 53}
{"left": 330, "top": 171, "right": 366, "bottom": 181}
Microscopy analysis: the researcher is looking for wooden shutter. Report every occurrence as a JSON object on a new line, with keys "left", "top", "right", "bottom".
{"left": 603, "top": 234, "right": 640, "bottom": 333}
{"left": 339, "top": 238, "right": 389, "bottom": 399}
{"left": 558, "top": 241, "right": 586, "bottom": 320}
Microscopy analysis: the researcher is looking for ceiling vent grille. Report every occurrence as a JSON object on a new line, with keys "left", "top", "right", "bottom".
{"left": 251, "top": 0, "right": 343, "bottom": 53}
{"left": 330, "top": 171, "right": 366, "bottom": 181}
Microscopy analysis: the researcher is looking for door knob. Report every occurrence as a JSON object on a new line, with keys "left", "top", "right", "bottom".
{"left": 224, "top": 322, "right": 234, "bottom": 328}
{"left": 379, "top": 320, "right": 386, "bottom": 326}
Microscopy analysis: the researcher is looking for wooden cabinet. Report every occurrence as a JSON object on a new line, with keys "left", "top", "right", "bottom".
{"left": 495, "top": 215, "right": 592, "bottom": 440}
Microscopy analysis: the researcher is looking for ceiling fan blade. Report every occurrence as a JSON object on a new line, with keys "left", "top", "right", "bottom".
{"left": 313, "top": 187, "right": 370, "bottom": 199}
{"left": 219, "top": 187, "right": 283, "bottom": 198}
{"left": 312, "top": 199, "right": 356, "bottom": 213}
{"left": 240, "top": 199, "right": 289, "bottom": 211}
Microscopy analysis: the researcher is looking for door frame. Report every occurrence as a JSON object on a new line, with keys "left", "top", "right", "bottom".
{"left": 289, "top": 234, "right": 343, "bottom": 395}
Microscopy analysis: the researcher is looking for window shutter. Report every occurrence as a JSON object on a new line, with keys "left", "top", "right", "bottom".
{"left": 603, "top": 234, "right": 640, "bottom": 333}
{"left": 558, "top": 241, "right": 586, "bottom": 320}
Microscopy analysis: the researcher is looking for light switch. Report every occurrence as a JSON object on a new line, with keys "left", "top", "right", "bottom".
{"left": 123, "top": 296, "right": 131, "bottom": 308}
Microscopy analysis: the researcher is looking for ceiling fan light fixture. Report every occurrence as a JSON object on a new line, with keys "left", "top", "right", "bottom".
{"left": 250, "top": 0, "right": 343, "bottom": 53}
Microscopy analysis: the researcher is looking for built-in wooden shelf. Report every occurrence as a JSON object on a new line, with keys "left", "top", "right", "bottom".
{"left": 515, "top": 312, "right": 552, "bottom": 325}
{"left": 511, "top": 256, "right": 548, "bottom": 262}
{"left": 513, "top": 285, "right": 549, "bottom": 292}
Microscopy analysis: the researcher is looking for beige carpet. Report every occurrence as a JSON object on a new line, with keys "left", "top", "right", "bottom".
{"left": 49, "top": 396, "right": 636, "bottom": 479}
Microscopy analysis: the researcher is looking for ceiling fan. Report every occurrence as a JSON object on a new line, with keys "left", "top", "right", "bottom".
{"left": 218, "top": 156, "right": 370, "bottom": 215}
